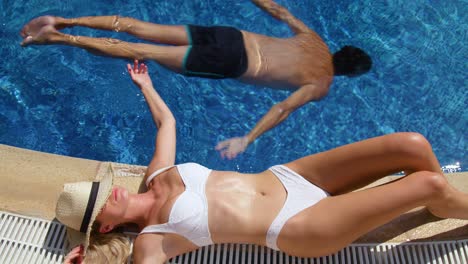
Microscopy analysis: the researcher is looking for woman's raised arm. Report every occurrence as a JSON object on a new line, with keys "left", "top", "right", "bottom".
{"left": 127, "top": 60, "right": 176, "bottom": 181}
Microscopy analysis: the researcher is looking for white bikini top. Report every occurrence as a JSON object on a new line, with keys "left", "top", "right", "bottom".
{"left": 140, "top": 162, "right": 213, "bottom": 247}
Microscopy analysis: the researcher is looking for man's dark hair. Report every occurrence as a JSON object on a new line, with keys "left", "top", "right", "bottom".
{"left": 332, "top": 46, "right": 372, "bottom": 77}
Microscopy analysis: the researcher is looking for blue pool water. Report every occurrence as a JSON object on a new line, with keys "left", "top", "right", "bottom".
{"left": 0, "top": 0, "right": 466, "bottom": 172}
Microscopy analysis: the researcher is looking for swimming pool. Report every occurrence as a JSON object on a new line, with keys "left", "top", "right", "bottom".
{"left": 0, "top": 0, "right": 466, "bottom": 172}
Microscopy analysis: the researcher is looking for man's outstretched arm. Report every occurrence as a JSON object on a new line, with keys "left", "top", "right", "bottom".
{"left": 252, "top": 0, "right": 311, "bottom": 34}
{"left": 216, "top": 84, "right": 327, "bottom": 159}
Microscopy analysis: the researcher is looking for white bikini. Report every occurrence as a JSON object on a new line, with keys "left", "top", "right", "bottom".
{"left": 266, "top": 165, "right": 329, "bottom": 250}
{"left": 139, "top": 163, "right": 329, "bottom": 250}
{"left": 140, "top": 162, "right": 213, "bottom": 247}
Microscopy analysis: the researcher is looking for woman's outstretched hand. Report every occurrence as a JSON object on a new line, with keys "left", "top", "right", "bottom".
{"left": 63, "top": 245, "right": 84, "bottom": 264}
{"left": 127, "top": 59, "right": 153, "bottom": 90}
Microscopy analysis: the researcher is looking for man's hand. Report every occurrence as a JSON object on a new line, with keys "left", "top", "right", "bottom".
{"left": 63, "top": 245, "right": 84, "bottom": 264}
{"left": 251, "top": 0, "right": 283, "bottom": 19}
{"left": 251, "top": 0, "right": 270, "bottom": 5}
{"left": 216, "top": 136, "right": 249, "bottom": 159}
{"left": 250, "top": 0, "right": 311, "bottom": 34}
{"left": 251, "top": 0, "right": 275, "bottom": 8}
{"left": 127, "top": 59, "right": 153, "bottom": 90}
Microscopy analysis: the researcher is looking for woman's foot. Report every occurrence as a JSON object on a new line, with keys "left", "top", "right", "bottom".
{"left": 20, "top": 16, "right": 63, "bottom": 46}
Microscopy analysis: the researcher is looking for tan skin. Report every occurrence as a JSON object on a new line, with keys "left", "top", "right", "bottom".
{"left": 63, "top": 61, "right": 468, "bottom": 264}
{"left": 20, "top": 0, "right": 334, "bottom": 159}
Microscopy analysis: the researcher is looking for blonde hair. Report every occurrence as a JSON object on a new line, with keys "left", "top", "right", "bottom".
{"left": 84, "top": 223, "right": 132, "bottom": 263}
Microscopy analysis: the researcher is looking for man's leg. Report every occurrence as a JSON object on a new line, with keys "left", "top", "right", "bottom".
{"left": 22, "top": 15, "right": 189, "bottom": 46}
{"left": 22, "top": 25, "right": 187, "bottom": 72}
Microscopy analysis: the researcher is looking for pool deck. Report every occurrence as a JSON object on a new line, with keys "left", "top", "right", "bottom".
{"left": 1, "top": 143, "right": 467, "bottom": 244}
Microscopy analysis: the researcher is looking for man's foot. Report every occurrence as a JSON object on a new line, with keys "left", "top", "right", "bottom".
{"left": 20, "top": 16, "right": 62, "bottom": 46}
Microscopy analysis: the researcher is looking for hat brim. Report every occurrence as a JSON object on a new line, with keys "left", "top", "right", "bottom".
{"left": 65, "top": 227, "right": 86, "bottom": 250}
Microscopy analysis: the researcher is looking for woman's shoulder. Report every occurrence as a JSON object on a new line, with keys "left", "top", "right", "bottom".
{"left": 145, "top": 165, "right": 177, "bottom": 187}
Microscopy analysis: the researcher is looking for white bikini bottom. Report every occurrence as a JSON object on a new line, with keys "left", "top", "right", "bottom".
{"left": 266, "top": 165, "right": 329, "bottom": 250}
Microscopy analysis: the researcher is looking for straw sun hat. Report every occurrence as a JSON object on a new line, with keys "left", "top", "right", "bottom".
{"left": 55, "top": 170, "right": 114, "bottom": 255}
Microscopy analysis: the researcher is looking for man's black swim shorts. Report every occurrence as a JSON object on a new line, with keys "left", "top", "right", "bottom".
{"left": 182, "top": 25, "right": 248, "bottom": 79}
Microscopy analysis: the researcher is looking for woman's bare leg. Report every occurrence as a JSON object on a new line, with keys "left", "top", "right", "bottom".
{"left": 22, "top": 15, "right": 189, "bottom": 45}
{"left": 278, "top": 170, "right": 468, "bottom": 257}
{"left": 285, "top": 132, "right": 442, "bottom": 194}
{"left": 21, "top": 24, "right": 187, "bottom": 72}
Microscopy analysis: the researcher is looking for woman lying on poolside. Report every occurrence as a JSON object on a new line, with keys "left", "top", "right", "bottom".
{"left": 58, "top": 60, "right": 468, "bottom": 264}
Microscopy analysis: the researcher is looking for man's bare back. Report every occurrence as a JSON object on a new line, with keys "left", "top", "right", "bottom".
{"left": 240, "top": 31, "right": 334, "bottom": 90}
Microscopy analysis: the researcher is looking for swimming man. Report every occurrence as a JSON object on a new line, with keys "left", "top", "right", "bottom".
{"left": 20, "top": 0, "right": 372, "bottom": 159}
